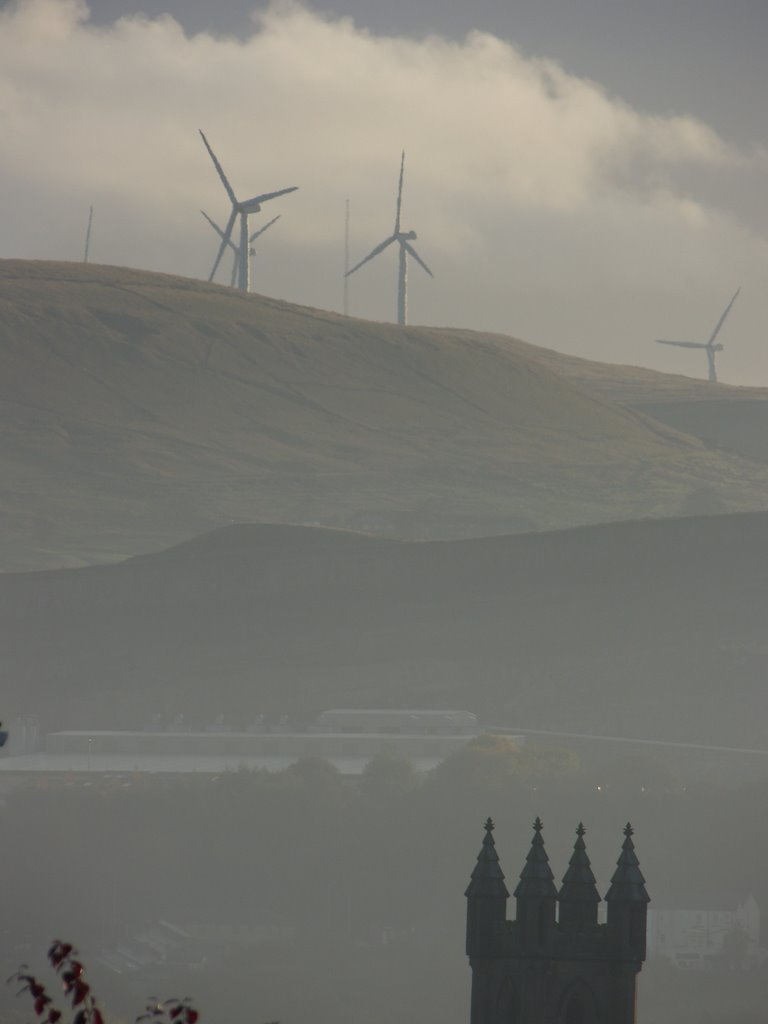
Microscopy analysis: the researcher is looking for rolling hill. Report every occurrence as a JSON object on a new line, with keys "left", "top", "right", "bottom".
{"left": 515, "top": 338, "right": 768, "bottom": 469}
{"left": 3, "top": 515, "right": 768, "bottom": 747}
{"left": 2, "top": 259, "right": 768, "bottom": 569}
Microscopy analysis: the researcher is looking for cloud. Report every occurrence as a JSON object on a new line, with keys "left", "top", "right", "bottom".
{"left": 1, "top": 0, "right": 767, "bottom": 382}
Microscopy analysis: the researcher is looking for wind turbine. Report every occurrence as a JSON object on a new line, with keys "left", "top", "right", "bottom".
{"left": 655, "top": 287, "right": 741, "bottom": 383}
{"left": 346, "top": 151, "right": 432, "bottom": 326}
{"left": 199, "top": 129, "right": 297, "bottom": 292}
{"left": 201, "top": 210, "right": 280, "bottom": 290}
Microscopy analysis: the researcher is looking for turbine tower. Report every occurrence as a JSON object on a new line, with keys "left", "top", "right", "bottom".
{"left": 199, "top": 129, "right": 297, "bottom": 293}
{"left": 346, "top": 151, "right": 432, "bottom": 326}
{"left": 655, "top": 287, "right": 741, "bottom": 383}
{"left": 201, "top": 210, "right": 280, "bottom": 290}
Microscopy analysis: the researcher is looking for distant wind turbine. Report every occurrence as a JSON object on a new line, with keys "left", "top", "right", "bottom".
{"left": 346, "top": 151, "right": 433, "bottom": 326}
{"left": 655, "top": 287, "right": 741, "bottom": 383}
{"left": 201, "top": 210, "right": 280, "bottom": 291}
{"left": 199, "top": 129, "right": 297, "bottom": 292}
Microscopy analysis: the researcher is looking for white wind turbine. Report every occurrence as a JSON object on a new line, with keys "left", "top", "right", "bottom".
{"left": 346, "top": 151, "right": 432, "bottom": 326}
{"left": 199, "top": 129, "right": 297, "bottom": 292}
{"left": 201, "top": 210, "right": 280, "bottom": 290}
{"left": 655, "top": 287, "right": 741, "bottom": 383}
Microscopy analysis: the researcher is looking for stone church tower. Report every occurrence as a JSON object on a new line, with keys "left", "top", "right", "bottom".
{"left": 465, "top": 817, "right": 649, "bottom": 1024}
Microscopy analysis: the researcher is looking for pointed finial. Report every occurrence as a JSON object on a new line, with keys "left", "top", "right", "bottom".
{"left": 605, "top": 821, "right": 649, "bottom": 904}
{"left": 514, "top": 815, "right": 557, "bottom": 902}
{"left": 465, "top": 814, "right": 509, "bottom": 900}
{"left": 558, "top": 819, "right": 600, "bottom": 915}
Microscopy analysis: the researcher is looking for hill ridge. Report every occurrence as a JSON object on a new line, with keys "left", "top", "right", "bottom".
{"left": 4, "top": 512, "right": 768, "bottom": 748}
{"left": 2, "top": 258, "right": 768, "bottom": 570}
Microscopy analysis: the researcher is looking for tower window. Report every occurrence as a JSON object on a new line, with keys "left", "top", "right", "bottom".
{"left": 565, "top": 994, "right": 584, "bottom": 1024}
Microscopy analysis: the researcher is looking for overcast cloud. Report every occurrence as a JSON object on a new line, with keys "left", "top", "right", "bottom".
{"left": 2, "top": 0, "right": 768, "bottom": 383}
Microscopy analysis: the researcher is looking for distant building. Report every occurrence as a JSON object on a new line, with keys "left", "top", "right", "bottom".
{"left": 310, "top": 708, "right": 478, "bottom": 735}
{"left": 465, "top": 817, "right": 648, "bottom": 1024}
{"left": 0, "top": 710, "right": 498, "bottom": 781}
{"left": 647, "top": 894, "right": 762, "bottom": 969}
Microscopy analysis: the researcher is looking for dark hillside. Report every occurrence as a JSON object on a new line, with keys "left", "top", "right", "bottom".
{"left": 2, "top": 260, "right": 768, "bottom": 568}
{"left": 3, "top": 514, "right": 768, "bottom": 746}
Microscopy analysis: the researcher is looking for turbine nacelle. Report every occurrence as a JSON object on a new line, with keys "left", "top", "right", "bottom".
{"left": 240, "top": 187, "right": 298, "bottom": 215}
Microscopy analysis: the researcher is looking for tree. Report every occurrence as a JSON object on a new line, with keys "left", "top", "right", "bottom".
{"left": 9, "top": 941, "right": 198, "bottom": 1024}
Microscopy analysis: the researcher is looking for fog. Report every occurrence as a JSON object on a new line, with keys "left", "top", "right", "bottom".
{"left": 2, "top": 1, "right": 768, "bottom": 381}
{"left": 3, "top": 3, "right": 768, "bottom": 1023}
{"left": 2, "top": 744, "right": 768, "bottom": 1024}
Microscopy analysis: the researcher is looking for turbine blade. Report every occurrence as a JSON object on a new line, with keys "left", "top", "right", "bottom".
{"left": 242, "top": 186, "right": 299, "bottom": 211}
{"left": 345, "top": 235, "right": 397, "bottom": 277}
{"left": 655, "top": 340, "right": 707, "bottom": 349}
{"left": 707, "top": 287, "right": 741, "bottom": 347}
{"left": 394, "top": 151, "right": 405, "bottom": 234}
{"left": 209, "top": 207, "right": 238, "bottom": 282}
{"left": 199, "top": 130, "right": 238, "bottom": 207}
{"left": 402, "top": 239, "right": 433, "bottom": 277}
{"left": 201, "top": 209, "right": 226, "bottom": 240}
{"left": 249, "top": 214, "right": 280, "bottom": 243}
{"left": 202, "top": 210, "right": 241, "bottom": 254}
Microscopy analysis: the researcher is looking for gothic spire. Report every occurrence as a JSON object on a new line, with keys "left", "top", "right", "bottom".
{"left": 559, "top": 823, "right": 601, "bottom": 904}
{"left": 605, "top": 823, "right": 650, "bottom": 904}
{"left": 513, "top": 816, "right": 558, "bottom": 900}
{"left": 465, "top": 817, "right": 510, "bottom": 899}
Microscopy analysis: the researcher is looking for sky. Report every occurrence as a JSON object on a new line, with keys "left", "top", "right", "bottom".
{"left": 2, "top": 0, "right": 768, "bottom": 384}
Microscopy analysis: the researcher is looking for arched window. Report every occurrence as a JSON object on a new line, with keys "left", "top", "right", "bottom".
{"left": 496, "top": 977, "right": 519, "bottom": 1024}
{"left": 558, "top": 981, "right": 597, "bottom": 1024}
{"left": 508, "top": 989, "right": 519, "bottom": 1024}
{"left": 565, "top": 994, "right": 584, "bottom": 1024}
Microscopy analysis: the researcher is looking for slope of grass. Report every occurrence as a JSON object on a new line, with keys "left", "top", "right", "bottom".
{"left": 2, "top": 259, "right": 768, "bottom": 568}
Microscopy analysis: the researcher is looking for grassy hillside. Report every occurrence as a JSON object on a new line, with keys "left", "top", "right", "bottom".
{"left": 2, "top": 259, "right": 768, "bottom": 568}
{"left": 3, "top": 514, "right": 768, "bottom": 746}
{"left": 506, "top": 334, "right": 768, "bottom": 466}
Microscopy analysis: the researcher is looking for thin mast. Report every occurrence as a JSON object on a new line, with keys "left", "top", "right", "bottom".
{"left": 343, "top": 197, "right": 350, "bottom": 316}
{"left": 83, "top": 205, "right": 94, "bottom": 263}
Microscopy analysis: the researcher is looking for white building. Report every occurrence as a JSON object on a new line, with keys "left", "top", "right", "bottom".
{"left": 647, "top": 894, "right": 762, "bottom": 968}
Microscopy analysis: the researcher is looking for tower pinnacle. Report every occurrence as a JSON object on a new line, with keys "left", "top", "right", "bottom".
{"left": 558, "top": 822, "right": 600, "bottom": 930}
{"left": 606, "top": 823, "right": 650, "bottom": 904}
{"left": 513, "top": 817, "right": 557, "bottom": 900}
{"left": 465, "top": 817, "right": 509, "bottom": 899}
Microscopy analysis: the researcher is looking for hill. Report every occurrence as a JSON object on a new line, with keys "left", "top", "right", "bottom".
{"left": 2, "top": 259, "right": 768, "bottom": 568}
{"left": 516, "top": 339, "right": 768, "bottom": 468}
{"left": 3, "top": 515, "right": 768, "bottom": 747}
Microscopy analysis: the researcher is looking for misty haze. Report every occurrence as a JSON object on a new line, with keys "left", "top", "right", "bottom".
{"left": 2, "top": 2, "right": 768, "bottom": 1023}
